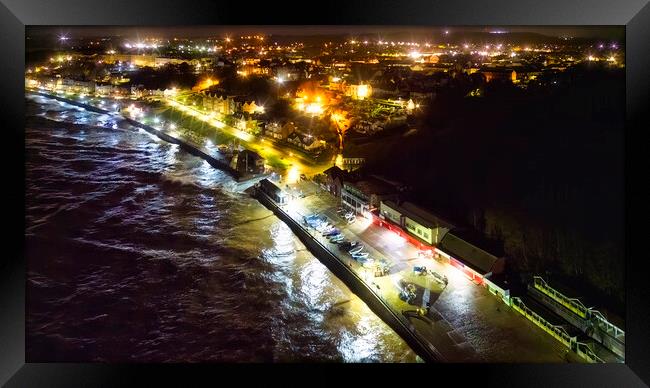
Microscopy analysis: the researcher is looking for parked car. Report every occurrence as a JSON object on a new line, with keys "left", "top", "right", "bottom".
{"left": 323, "top": 228, "right": 340, "bottom": 236}
{"left": 349, "top": 245, "right": 364, "bottom": 254}
{"left": 352, "top": 252, "right": 369, "bottom": 259}
{"left": 413, "top": 266, "right": 427, "bottom": 275}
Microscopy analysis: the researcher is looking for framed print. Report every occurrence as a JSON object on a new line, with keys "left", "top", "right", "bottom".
{"left": 1, "top": 0, "right": 648, "bottom": 386}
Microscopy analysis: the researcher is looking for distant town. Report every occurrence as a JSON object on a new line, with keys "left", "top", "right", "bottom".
{"left": 25, "top": 31, "right": 624, "bottom": 177}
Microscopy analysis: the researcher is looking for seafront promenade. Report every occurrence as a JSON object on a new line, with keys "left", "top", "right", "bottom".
{"left": 28, "top": 90, "right": 571, "bottom": 363}
{"left": 253, "top": 179, "right": 569, "bottom": 363}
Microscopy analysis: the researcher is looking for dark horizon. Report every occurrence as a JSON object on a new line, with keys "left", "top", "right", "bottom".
{"left": 26, "top": 25, "right": 624, "bottom": 41}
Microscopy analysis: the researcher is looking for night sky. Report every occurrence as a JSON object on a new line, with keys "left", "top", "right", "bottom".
{"left": 26, "top": 26, "right": 624, "bottom": 40}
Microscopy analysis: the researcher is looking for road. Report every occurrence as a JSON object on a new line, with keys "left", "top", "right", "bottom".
{"left": 163, "top": 97, "right": 335, "bottom": 182}
{"left": 32, "top": 88, "right": 335, "bottom": 183}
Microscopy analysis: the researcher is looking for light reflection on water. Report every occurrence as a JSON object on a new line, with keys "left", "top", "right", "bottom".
{"left": 339, "top": 308, "right": 382, "bottom": 362}
{"left": 25, "top": 93, "right": 417, "bottom": 363}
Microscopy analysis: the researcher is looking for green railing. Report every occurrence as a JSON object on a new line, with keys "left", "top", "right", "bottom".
{"left": 576, "top": 341, "right": 605, "bottom": 363}
{"left": 533, "top": 276, "right": 588, "bottom": 319}
{"left": 533, "top": 276, "right": 625, "bottom": 341}
{"left": 590, "top": 309, "right": 625, "bottom": 340}
{"left": 510, "top": 297, "right": 574, "bottom": 348}
{"left": 510, "top": 296, "right": 605, "bottom": 363}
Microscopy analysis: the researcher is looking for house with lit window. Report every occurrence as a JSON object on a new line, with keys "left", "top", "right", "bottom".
{"left": 242, "top": 101, "right": 265, "bottom": 115}
{"left": 341, "top": 176, "right": 401, "bottom": 218}
{"left": 344, "top": 83, "right": 373, "bottom": 100}
{"left": 264, "top": 121, "right": 294, "bottom": 140}
{"left": 201, "top": 92, "right": 237, "bottom": 116}
{"left": 58, "top": 78, "right": 95, "bottom": 94}
{"left": 286, "top": 131, "right": 326, "bottom": 151}
{"left": 480, "top": 67, "right": 517, "bottom": 83}
{"left": 379, "top": 200, "right": 454, "bottom": 246}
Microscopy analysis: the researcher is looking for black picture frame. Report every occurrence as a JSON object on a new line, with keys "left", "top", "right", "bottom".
{"left": 2, "top": 0, "right": 648, "bottom": 386}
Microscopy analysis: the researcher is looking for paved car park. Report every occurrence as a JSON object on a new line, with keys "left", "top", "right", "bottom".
{"left": 282, "top": 179, "right": 570, "bottom": 362}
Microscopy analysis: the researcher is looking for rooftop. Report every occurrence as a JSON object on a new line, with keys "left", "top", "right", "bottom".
{"left": 400, "top": 201, "right": 455, "bottom": 230}
{"left": 439, "top": 230, "right": 503, "bottom": 275}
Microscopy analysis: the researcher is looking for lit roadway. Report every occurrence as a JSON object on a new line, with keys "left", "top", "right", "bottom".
{"left": 163, "top": 97, "right": 335, "bottom": 182}
{"left": 30, "top": 87, "right": 335, "bottom": 183}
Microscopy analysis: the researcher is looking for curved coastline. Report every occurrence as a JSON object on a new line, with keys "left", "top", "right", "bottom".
{"left": 28, "top": 90, "right": 242, "bottom": 180}
{"left": 27, "top": 90, "right": 435, "bottom": 362}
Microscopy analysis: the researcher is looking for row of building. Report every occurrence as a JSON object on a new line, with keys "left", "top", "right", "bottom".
{"left": 321, "top": 166, "right": 506, "bottom": 286}
{"left": 25, "top": 75, "right": 183, "bottom": 100}
{"left": 264, "top": 168, "right": 621, "bottom": 363}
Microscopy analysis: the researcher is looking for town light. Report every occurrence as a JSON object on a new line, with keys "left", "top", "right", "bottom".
{"left": 305, "top": 102, "right": 323, "bottom": 115}
{"left": 357, "top": 84, "right": 369, "bottom": 99}
{"left": 335, "top": 153, "right": 344, "bottom": 168}
{"left": 286, "top": 165, "right": 300, "bottom": 184}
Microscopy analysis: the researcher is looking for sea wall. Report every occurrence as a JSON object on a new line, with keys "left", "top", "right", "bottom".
{"left": 29, "top": 91, "right": 242, "bottom": 180}
{"left": 254, "top": 188, "right": 446, "bottom": 363}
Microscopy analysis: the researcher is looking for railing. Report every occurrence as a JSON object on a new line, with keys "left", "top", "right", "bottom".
{"left": 533, "top": 276, "right": 589, "bottom": 319}
{"left": 591, "top": 309, "right": 625, "bottom": 340}
{"left": 510, "top": 297, "right": 574, "bottom": 348}
{"left": 511, "top": 296, "right": 606, "bottom": 363}
{"left": 533, "top": 276, "right": 625, "bottom": 341}
{"left": 576, "top": 341, "right": 605, "bottom": 363}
